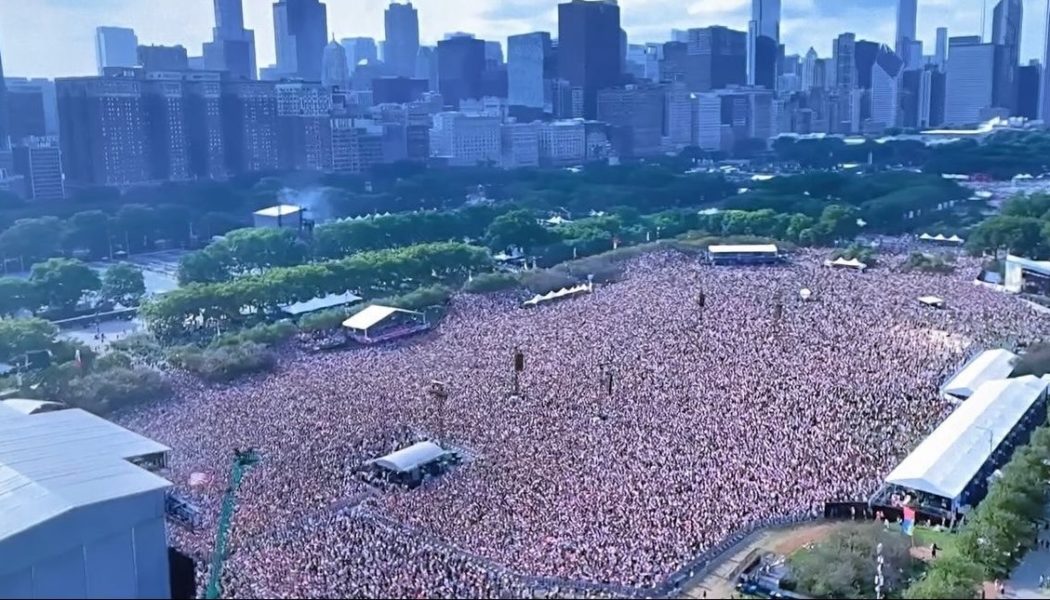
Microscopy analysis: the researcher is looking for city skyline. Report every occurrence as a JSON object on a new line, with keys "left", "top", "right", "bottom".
{"left": 0, "top": 0, "right": 1041, "bottom": 79}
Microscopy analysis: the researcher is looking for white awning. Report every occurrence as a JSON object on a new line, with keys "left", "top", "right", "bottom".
{"left": 941, "top": 349, "right": 1018, "bottom": 400}
{"left": 253, "top": 204, "right": 302, "bottom": 217}
{"left": 523, "top": 283, "right": 592, "bottom": 307}
{"left": 886, "top": 376, "right": 1048, "bottom": 501}
{"left": 342, "top": 305, "right": 420, "bottom": 331}
{"left": 370, "top": 441, "right": 446, "bottom": 473}
{"left": 281, "top": 292, "right": 362, "bottom": 316}
{"left": 919, "top": 296, "right": 945, "bottom": 308}
{"left": 708, "top": 244, "right": 779, "bottom": 254}
{"left": 824, "top": 257, "right": 868, "bottom": 270}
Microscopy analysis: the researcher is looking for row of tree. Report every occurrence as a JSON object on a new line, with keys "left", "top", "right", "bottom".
{"left": 142, "top": 242, "right": 490, "bottom": 340}
{"left": 0, "top": 260, "right": 146, "bottom": 318}
{"left": 967, "top": 193, "right": 1050, "bottom": 259}
{"left": 904, "top": 425, "right": 1050, "bottom": 598}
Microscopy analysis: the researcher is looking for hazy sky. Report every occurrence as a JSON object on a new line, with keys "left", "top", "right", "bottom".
{"left": 0, "top": 0, "right": 1046, "bottom": 78}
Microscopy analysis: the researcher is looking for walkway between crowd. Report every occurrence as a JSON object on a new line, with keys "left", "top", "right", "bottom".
{"left": 1005, "top": 504, "right": 1050, "bottom": 599}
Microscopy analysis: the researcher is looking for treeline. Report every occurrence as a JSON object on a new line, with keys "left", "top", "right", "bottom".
{"left": 904, "top": 425, "right": 1050, "bottom": 598}
{"left": 967, "top": 193, "right": 1050, "bottom": 259}
{"left": 0, "top": 259, "right": 146, "bottom": 319}
{"left": 772, "top": 130, "right": 1050, "bottom": 179}
{"left": 142, "top": 242, "right": 490, "bottom": 340}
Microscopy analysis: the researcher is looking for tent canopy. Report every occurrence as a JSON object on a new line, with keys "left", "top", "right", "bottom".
{"left": 885, "top": 376, "right": 1048, "bottom": 501}
{"left": 342, "top": 305, "right": 422, "bottom": 331}
{"left": 281, "top": 291, "right": 362, "bottom": 316}
{"left": 940, "top": 349, "right": 1018, "bottom": 400}
{"left": 825, "top": 257, "right": 867, "bottom": 270}
{"left": 523, "top": 284, "right": 591, "bottom": 307}
{"left": 371, "top": 441, "right": 446, "bottom": 473}
{"left": 919, "top": 296, "right": 945, "bottom": 308}
{"left": 708, "top": 244, "right": 779, "bottom": 255}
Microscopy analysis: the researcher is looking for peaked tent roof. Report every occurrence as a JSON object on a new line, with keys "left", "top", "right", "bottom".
{"left": 886, "top": 376, "right": 1048, "bottom": 500}
{"left": 342, "top": 305, "right": 421, "bottom": 331}
{"left": 941, "top": 349, "right": 1018, "bottom": 400}
{"left": 370, "top": 441, "right": 446, "bottom": 473}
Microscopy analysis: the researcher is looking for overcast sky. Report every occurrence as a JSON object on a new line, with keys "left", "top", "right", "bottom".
{"left": 0, "top": 0, "right": 1046, "bottom": 78}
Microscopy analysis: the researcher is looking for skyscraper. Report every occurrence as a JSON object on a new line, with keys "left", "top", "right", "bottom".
{"left": 273, "top": 0, "right": 328, "bottom": 81}
{"left": 895, "top": 0, "right": 918, "bottom": 66}
{"left": 992, "top": 0, "right": 1022, "bottom": 111}
{"left": 870, "top": 45, "right": 904, "bottom": 129}
{"left": 204, "top": 0, "right": 258, "bottom": 80}
{"left": 833, "top": 33, "right": 856, "bottom": 90}
{"left": 558, "top": 0, "right": 622, "bottom": 119}
{"left": 437, "top": 36, "right": 486, "bottom": 108}
{"left": 6, "top": 80, "right": 47, "bottom": 143}
{"left": 385, "top": 2, "right": 421, "bottom": 79}
{"left": 137, "top": 45, "right": 190, "bottom": 71}
{"left": 935, "top": 27, "right": 948, "bottom": 69}
{"left": 341, "top": 37, "right": 378, "bottom": 72}
{"left": 0, "top": 46, "right": 9, "bottom": 149}
{"left": 221, "top": 80, "right": 280, "bottom": 174}
{"left": 322, "top": 38, "right": 350, "bottom": 89}
{"left": 748, "top": 0, "right": 781, "bottom": 88}
{"left": 508, "top": 32, "right": 552, "bottom": 110}
{"left": 95, "top": 27, "right": 139, "bottom": 74}
{"left": 854, "top": 40, "right": 880, "bottom": 89}
{"left": 945, "top": 36, "right": 996, "bottom": 124}
{"left": 687, "top": 26, "right": 747, "bottom": 91}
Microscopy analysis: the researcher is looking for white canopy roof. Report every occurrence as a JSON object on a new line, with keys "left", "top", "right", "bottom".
{"left": 253, "top": 204, "right": 302, "bottom": 217}
{"left": 523, "top": 283, "right": 591, "bottom": 307}
{"left": 281, "top": 291, "right": 362, "bottom": 316}
{"left": 1, "top": 399, "right": 66, "bottom": 415}
{"left": 342, "top": 305, "right": 421, "bottom": 331}
{"left": 941, "top": 349, "right": 1019, "bottom": 400}
{"left": 370, "top": 441, "right": 446, "bottom": 473}
{"left": 708, "top": 244, "right": 779, "bottom": 254}
{"left": 825, "top": 257, "right": 868, "bottom": 270}
{"left": 885, "top": 376, "right": 1048, "bottom": 500}
{"left": 919, "top": 296, "right": 945, "bottom": 307}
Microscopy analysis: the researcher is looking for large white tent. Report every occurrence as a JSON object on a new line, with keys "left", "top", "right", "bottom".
{"left": 342, "top": 305, "right": 423, "bottom": 332}
{"left": 885, "top": 376, "right": 1048, "bottom": 504}
{"left": 369, "top": 441, "right": 447, "bottom": 473}
{"left": 940, "top": 349, "right": 1018, "bottom": 401}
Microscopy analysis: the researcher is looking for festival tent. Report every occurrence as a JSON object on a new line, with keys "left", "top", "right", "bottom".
{"left": 918, "top": 296, "right": 946, "bottom": 309}
{"left": 522, "top": 284, "right": 592, "bottom": 307}
{"left": 369, "top": 442, "right": 447, "bottom": 473}
{"left": 885, "top": 376, "right": 1048, "bottom": 507}
{"left": 940, "top": 349, "right": 1018, "bottom": 401}
{"left": 342, "top": 305, "right": 424, "bottom": 332}
{"left": 824, "top": 257, "right": 868, "bottom": 271}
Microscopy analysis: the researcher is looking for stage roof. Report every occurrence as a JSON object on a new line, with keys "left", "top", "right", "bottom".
{"left": 371, "top": 441, "right": 446, "bottom": 473}
{"left": 1, "top": 399, "right": 66, "bottom": 415}
{"left": 941, "top": 349, "right": 1018, "bottom": 400}
{"left": 281, "top": 291, "right": 362, "bottom": 316}
{"left": 253, "top": 204, "right": 302, "bottom": 218}
{"left": 342, "top": 305, "right": 421, "bottom": 331}
{"left": 885, "top": 376, "right": 1048, "bottom": 501}
{"left": 708, "top": 244, "right": 779, "bottom": 254}
{"left": 0, "top": 407, "right": 171, "bottom": 542}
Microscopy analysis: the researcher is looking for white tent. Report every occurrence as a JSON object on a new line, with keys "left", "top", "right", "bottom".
{"left": 918, "top": 296, "right": 946, "bottom": 309}
{"left": 370, "top": 441, "right": 447, "bottom": 473}
{"left": 342, "top": 305, "right": 423, "bottom": 332}
{"left": 919, "top": 233, "right": 934, "bottom": 240}
{"left": 824, "top": 257, "right": 868, "bottom": 271}
{"left": 885, "top": 376, "right": 1048, "bottom": 502}
{"left": 522, "top": 284, "right": 592, "bottom": 307}
{"left": 940, "top": 349, "right": 1018, "bottom": 401}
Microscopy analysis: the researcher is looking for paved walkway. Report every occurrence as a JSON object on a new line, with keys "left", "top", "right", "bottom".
{"left": 1005, "top": 507, "right": 1050, "bottom": 599}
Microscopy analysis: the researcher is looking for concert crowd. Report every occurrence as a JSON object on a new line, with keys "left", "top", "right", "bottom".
{"left": 120, "top": 251, "right": 1050, "bottom": 598}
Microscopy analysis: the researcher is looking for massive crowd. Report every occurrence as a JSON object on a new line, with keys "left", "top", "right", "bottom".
{"left": 120, "top": 250, "right": 1050, "bottom": 598}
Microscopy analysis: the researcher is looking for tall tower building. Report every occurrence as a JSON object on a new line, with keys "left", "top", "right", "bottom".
{"left": 341, "top": 37, "right": 378, "bottom": 73}
{"left": 991, "top": 0, "right": 1022, "bottom": 110}
{"left": 557, "top": 0, "right": 622, "bottom": 119}
{"left": 385, "top": 2, "right": 421, "bottom": 79}
{"left": 204, "top": 0, "right": 258, "bottom": 80}
{"left": 322, "top": 38, "right": 350, "bottom": 89}
{"left": 748, "top": 0, "right": 781, "bottom": 88}
{"left": 935, "top": 27, "right": 948, "bottom": 69}
{"left": 0, "top": 46, "right": 9, "bottom": 149}
{"left": 945, "top": 36, "right": 996, "bottom": 124}
{"left": 273, "top": 0, "right": 328, "bottom": 81}
{"left": 895, "top": 0, "right": 918, "bottom": 66}
{"left": 508, "top": 32, "right": 552, "bottom": 110}
{"left": 95, "top": 27, "right": 139, "bottom": 74}
{"left": 437, "top": 36, "right": 486, "bottom": 108}
{"left": 870, "top": 45, "right": 904, "bottom": 129}
{"left": 833, "top": 33, "right": 856, "bottom": 90}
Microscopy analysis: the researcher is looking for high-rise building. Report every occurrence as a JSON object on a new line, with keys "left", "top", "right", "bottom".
{"left": 935, "top": 27, "right": 948, "bottom": 69}
{"left": 539, "top": 119, "right": 586, "bottom": 166}
{"left": 204, "top": 0, "right": 258, "bottom": 81}
{"left": 918, "top": 67, "right": 947, "bottom": 127}
{"left": 1017, "top": 62, "right": 1041, "bottom": 119}
{"left": 142, "top": 73, "right": 191, "bottom": 181}
{"left": 95, "top": 27, "right": 139, "bottom": 75}
{"left": 802, "top": 48, "right": 819, "bottom": 90}
{"left": 6, "top": 81, "right": 46, "bottom": 142}
{"left": 596, "top": 84, "right": 664, "bottom": 157}
{"left": 833, "top": 33, "right": 856, "bottom": 89}
{"left": 183, "top": 71, "right": 227, "bottom": 180}
{"left": 870, "top": 45, "right": 904, "bottom": 129}
{"left": 12, "top": 138, "right": 65, "bottom": 200}
{"left": 748, "top": 0, "right": 781, "bottom": 89}
{"left": 273, "top": 0, "right": 328, "bottom": 81}
{"left": 137, "top": 45, "right": 189, "bottom": 72}
{"left": 437, "top": 36, "right": 486, "bottom": 108}
{"left": 275, "top": 82, "right": 332, "bottom": 170}
{"left": 558, "top": 0, "right": 622, "bottom": 119}
{"left": 664, "top": 82, "right": 695, "bottom": 149}
{"left": 0, "top": 48, "right": 8, "bottom": 149}
{"left": 341, "top": 37, "right": 378, "bottom": 73}
{"left": 430, "top": 112, "right": 501, "bottom": 166}
{"left": 385, "top": 2, "right": 421, "bottom": 79}
{"left": 485, "top": 41, "right": 504, "bottom": 67}
{"left": 687, "top": 26, "right": 747, "bottom": 91}
{"left": 501, "top": 121, "right": 540, "bottom": 168}
{"left": 221, "top": 80, "right": 280, "bottom": 174}
{"left": 659, "top": 42, "right": 689, "bottom": 85}
{"left": 854, "top": 40, "right": 880, "bottom": 89}
{"left": 416, "top": 46, "right": 439, "bottom": 90}
{"left": 945, "top": 36, "right": 996, "bottom": 125}
{"left": 992, "top": 0, "right": 1023, "bottom": 111}
{"left": 57, "top": 70, "right": 149, "bottom": 186}
{"left": 508, "top": 32, "right": 553, "bottom": 110}
{"left": 895, "top": 0, "right": 917, "bottom": 66}
{"left": 322, "top": 38, "right": 350, "bottom": 89}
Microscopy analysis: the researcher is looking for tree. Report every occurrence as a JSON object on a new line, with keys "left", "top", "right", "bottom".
{"left": 63, "top": 210, "right": 112, "bottom": 257}
{"left": 0, "top": 277, "right": 39, "bottom": 316}
{"left": 484, "top": 209, "right": 555, "bottom": 253}
{"left": 0, "top": 317, "right": 58, "bottom": 362}
{"left": 967, "top": 215, "right": 1048, "bottom": 259}
{"left": 114, "top": 204, "right": 157, "bottom": 252}
{"left": 904, "top": 556, "right": 982, "bottom": 599}
{"left": 789, "top": 523, "right": 915, "bottom": 598}
{"left": 819, "top": 204, "right": 862, "bottom": 241}
{"left": 101, "top": 263, "right": 147, "bottom": 307}
{"left": 0, "top": 217, "right": 63, "bottom": 265}
{"left": 30, "top": 258, "right": 102, "bottom": 313}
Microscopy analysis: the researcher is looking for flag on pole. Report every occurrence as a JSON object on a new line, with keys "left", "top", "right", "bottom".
{"left": 613, "top": 237, "right": 620, "bottom": 249}
{"left": 74, "top": 349, "right": 83, "bottom": 370}
{"left": 901, "top": 506, "right": 915, "bottom": 536}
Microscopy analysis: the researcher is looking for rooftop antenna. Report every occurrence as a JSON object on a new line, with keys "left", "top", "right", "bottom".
{"left": 981, "top": 0, "right": 987, "bottom": 42}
